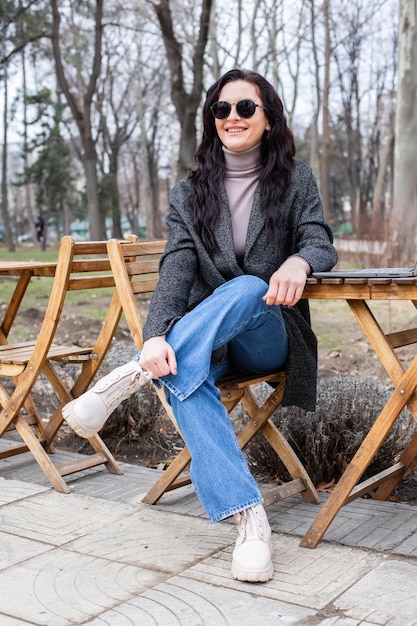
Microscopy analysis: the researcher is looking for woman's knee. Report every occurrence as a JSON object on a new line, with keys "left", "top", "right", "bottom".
{"left": 224, "top": 275, "right": 268, "bottom": 299}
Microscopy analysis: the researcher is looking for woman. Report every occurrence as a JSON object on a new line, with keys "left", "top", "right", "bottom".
{"left": 63, "top": 68, "right": 337, "bottom": 583}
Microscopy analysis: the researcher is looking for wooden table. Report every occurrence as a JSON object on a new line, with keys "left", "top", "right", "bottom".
{"left": 300, "top": 275, "right": 417, "bottom": 548}
{"left": 0, "top": 261, "right": 56, "bottom": 344}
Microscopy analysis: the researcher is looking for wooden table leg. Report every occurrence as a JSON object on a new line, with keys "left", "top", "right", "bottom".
{"left": 300, "top": 353, "right": 417, "bottom": 548}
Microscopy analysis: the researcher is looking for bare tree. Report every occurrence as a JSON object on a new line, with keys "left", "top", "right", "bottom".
{"left": 96, "top": 29, "right": 140, "bottom": 238}
{"left": 50, "top": 0, "right": 104, "bottom": 240}
{"left": 0, "top": 32, "right": 14, "bottom": 251}
{"left": 390, "top": 0, "right": 417, "bottom": 262}
{"left": 153, "top": 0, "right": 213, "bottom": 179}
{"left": 320, "top": 0, "right": 331, "bottom": 222}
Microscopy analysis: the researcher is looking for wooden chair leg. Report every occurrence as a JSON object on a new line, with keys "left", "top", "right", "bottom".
{"left": 142, "top": 378, "right": 319, "bottom": 510}
{"left": 141, "top": 446, "right": 191, "bottom": 505}
{"left": 88, "top": 434, "right": 124, "bottom": 475}
{"left": 14, "top": 415, "right": 71, "bottom": 494}
{"left": 261, "top": 420, "right": 319, "bottom": 503}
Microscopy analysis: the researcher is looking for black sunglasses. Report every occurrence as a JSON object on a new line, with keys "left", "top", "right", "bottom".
{"left": 210, "top": 99, "right": 267, "bottom": 120}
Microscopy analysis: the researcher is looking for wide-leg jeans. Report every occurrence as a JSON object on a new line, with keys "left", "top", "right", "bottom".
{"left": 136, "top": 275, "right": 289, "bottom": 522}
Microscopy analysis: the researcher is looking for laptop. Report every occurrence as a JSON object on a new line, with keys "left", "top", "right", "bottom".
{"left": 313, "top": 261, "right": 417, "bottom": 279}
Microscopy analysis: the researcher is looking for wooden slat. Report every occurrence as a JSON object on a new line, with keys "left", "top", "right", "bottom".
{"left": 263, "top": 478, "right": 306, "bottom": 506}
{"left": 303, "top": 282, "right": 417, "bottom": 300}
{"left": 126, "top": 259, "right": 161, "bottom": 275}
{"left": 345, "top": 462, "right": 405, "bottom": 503}
{"left": 218, "top": 372, "right": 285, "bottom": 389}
{"left": 119, "top": 239, "right": 166, "bottom": 256}
{"left": 130, "top": 277, "right": 160, "bottom": 295}
{"left": 57, "top": 452, "right": 108, "bottom": 476}
{"left": 71, "top": 259, "right": 111, "bottom": 272}
{"left": 72, "top": 241, "right": 108, "bottom": 254}
{"left": 0, "top": 444, "right": 29, "bottom": 458}
{"left": 67, "top": 274, "right": 115, "bottom": 290}
{"left": 386, "top": 328, "right": 417, "bottom": 349}
{"left": 0, "top": 343, "right": 93, "bottom": 364}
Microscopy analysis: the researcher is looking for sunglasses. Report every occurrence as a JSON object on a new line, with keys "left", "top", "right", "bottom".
{"left": 210, "top": 99, "right": 267, "bottom": 120}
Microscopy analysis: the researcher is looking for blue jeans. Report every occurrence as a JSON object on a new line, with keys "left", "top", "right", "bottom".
{"left": 136, "top": 275, "right": 288, "bottom": 522}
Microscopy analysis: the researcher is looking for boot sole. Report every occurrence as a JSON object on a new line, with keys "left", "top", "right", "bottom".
{"left": 62, "top": 402, "right": 97, "bottom": 439}
{"left": 231, "top": 561, "right": 273, "bottom": 583}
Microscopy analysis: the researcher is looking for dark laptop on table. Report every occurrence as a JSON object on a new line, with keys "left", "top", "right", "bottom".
{"left": 313, "top": 261, "right": 417, "bottom": 279}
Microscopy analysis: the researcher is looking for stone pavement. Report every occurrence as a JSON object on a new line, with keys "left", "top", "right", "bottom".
{"left": 1, "top": 444, "right": 417, "bottom": 625}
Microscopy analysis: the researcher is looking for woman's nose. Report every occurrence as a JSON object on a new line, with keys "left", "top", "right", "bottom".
{"left": 227, "top": 104, "right": 240, "bottom": 119}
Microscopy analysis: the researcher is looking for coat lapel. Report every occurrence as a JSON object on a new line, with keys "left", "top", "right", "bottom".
{"left": 244, "top": 186, "right": 266, "bottom": 258}
{"left": 213, "top": 183, "right": 243, "bottom": 274}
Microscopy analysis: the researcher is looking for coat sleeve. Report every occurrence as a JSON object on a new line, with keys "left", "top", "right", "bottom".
{"left": 290, "top": 163, "right": 338, "bottom": 273}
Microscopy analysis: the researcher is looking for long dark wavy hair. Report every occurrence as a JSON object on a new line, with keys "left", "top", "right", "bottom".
{"left": 189, "top": 68, "right": 296, "bottom": 250}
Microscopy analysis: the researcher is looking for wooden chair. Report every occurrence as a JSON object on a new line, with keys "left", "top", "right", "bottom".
{"left": 107, "top": 236, "right": 320, "bottom": 508}
{"left": 0, "top": 236, "right": 124, "bottom": 493}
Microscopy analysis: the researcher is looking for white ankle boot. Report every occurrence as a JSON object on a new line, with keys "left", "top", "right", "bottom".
{"left": 62, "top": 361, "right": 153, "bottom": 438}
{"left": 231, "top": 503, "right": 273, "bottom": 582}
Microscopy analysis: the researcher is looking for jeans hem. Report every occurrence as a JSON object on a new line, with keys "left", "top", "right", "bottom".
{"left": 209, "top": 496, "right": 264, "bottom": 523}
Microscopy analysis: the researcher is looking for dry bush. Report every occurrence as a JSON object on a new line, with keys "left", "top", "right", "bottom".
{"left": 243, "top": 376, "right": 414, "bottom": 487}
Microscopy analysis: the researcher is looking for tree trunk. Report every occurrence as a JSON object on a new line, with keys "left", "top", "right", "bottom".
{"left": 84, "top": 156, "right": 103, "bottom": 238}
{"left": 154, "top": 0, "right": 213, "bottom": 179}
{"left": 177, "top": 105, "right": 199, "bottom": 180}
{"left": 50, "top": 0, "right": 103, "bottom": 240}
{"left": 1, "top": 55, "right": 15, "bottom": 252}
{"left": 109, "top": 149, "right": 122, "bottom": 239}
{"left": 20, "top": 26, "right": 36, "bottom": 243}
{"left": 309, "top": 0, "right": 321, "bottom": 180}
{"left": 320, "top": 0, "right": 331, "bottom": 222}
{"left": 390, "top": 0, "right": 417, "bottom": 263}
{"left": 371, "top": 111, "right": 394, "bottom": 237}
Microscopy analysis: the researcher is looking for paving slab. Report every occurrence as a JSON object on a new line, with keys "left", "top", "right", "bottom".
{"left": 0, "top": 476, "right": 49, "bottom": 504}
{"left": 333, "top": 560, "right": 417, "bottom": 625}
{"left": 181, "top": 534, "right": 384, "bottom": 611}
{"left": 65, "top": 507, "right": 236, "bottom": 575}
{"left": 0, "top": 490, "right": 138, "bottom": 545}
{"left": 267, "top": 494, "right": 417, "bottom": 553}
{"left": 0, "top": 548, "right": 167, "bottom": 626}
{"left": 88, "top": 576, "right": 316, "bottom": 625}
{"left": 0, "top": 616, "right": 35, "bottom": 626}
{"left": 0, "top": 529, "right": 53, "bottom": 570}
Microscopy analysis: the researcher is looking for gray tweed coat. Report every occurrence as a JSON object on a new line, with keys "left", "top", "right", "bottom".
{"left": 143, "top": 160, "right": 338, "bottom": 411}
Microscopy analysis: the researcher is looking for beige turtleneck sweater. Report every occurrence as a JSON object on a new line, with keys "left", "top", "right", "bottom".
{"left": 223, "top": 144, "right": 262, "bottom": 262}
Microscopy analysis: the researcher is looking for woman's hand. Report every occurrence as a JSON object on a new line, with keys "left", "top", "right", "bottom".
{"left": 139, "top": 336, "right": 178, "bottom": 378}
{"left": 263, "top": 257, "right": 310, "bottom": 307}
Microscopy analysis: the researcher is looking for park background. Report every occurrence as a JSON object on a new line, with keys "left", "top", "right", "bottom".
{"left": 1, "top": 0, "right": 416, "bottom": 263}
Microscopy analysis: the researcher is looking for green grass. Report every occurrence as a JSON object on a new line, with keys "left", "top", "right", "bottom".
{"left": 0, "top": 243, "right": 114, "bottom": 318}
{"left": 0, "top": 244, "right": 59, "bottom": 263}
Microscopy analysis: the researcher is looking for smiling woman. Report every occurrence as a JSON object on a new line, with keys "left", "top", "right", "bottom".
{"left": 61, "top": 68, "right": 337, "bottom": 584}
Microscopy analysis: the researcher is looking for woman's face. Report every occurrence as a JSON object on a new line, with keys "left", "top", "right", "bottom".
{"left": 214, "top": 80, "right": 271, "bottom": 152}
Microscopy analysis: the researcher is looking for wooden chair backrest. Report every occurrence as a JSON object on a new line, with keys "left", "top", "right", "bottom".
{"left": 27, "top": 237, "right": 117, "bottom": 363}
{"left": 107, "top": 236, "right": 167, "bottom": 352}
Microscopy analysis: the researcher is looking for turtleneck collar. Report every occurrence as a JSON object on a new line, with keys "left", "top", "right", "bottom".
{"left": 223, "top": 144, "right": 262, "bottom": 175}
